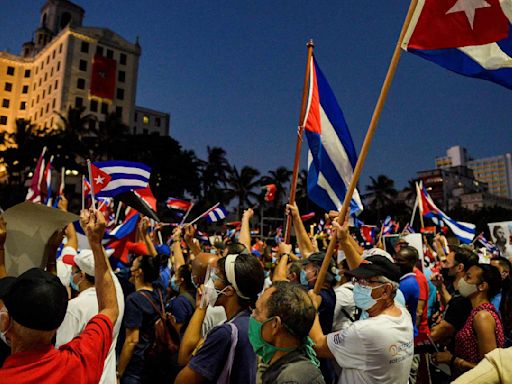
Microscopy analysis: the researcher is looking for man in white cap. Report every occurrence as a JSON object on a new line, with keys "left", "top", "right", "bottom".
{"left": 57, "top": 248, "right": 125, "bottom": 384}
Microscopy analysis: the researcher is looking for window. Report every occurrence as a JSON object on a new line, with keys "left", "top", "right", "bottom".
{"left": 54, "top": 79, "right": 59, "bottom": 90}
{"left": 7, "top": 66, "right": 14, "bottom": 76}
{"left": 22, "top": 85, "right": 28, "bottom": 94}
{"left": 101, "top": 102, "right": 108, "bottom": 114}
{"left": 34, "top": 112, "right": 37, "bottom": 119}
{"left": 81, "top": 41, "right": 89, "bottom": 53}
{"left": 4, "top": 82, "right": 12, "bottom": 92}
{"left": 120, "top": 53, "right": 127, "bottom": 65}
{"left": 46, "top": 56, "right": 50, "bottom": 65}
{"left": 77, "top": 78, "right": 85, "bottom": 89}
{"left": 155, "top": 117, "right": 161, "bottom": 127}
{"left": 107, "top": 49, "right": 113, "bottom": 59}
{"left": 42, "top": 90, "right": 45, "bottom": 98}
{"left": 33, "top": 84, "right": 36, "bottom": 91}
{"left": 35, "top": 67, "right": 38, "bottom": 75}
{"left": 24, "top": 69, "right": 31, "bottom": 78}
{"left": 57, "top": 61, "right": 61, "bottom": 71}
{"left": 2, "top": 99, "right": 9, "bottom": 108}
{"left": 36, "top": 95, "right": 40, "bottom": 103}
{"left": 79, "top": 60, "right": 87, "bottom": 71}
{"left": 96, "top": 45, "right": 104, "bottom": 56}
{"left": 90, "top": 99, "right": 98, "bottom": 112}
{"left": 20, "top": 101, "right": 26, "bottom": 110}
{"left": 31, "top": 100, "right": 34, "bottom": 108}
{"left": 116, "top": 106, "right": 123, "bottom": 117}
{"left": 44, "top": 72, "right": 47, "bottom": 81}
{"left": 39, "top": 78, "right": 42, "bottom": 86}
{"left": 0, "top": 116, "right": 7, "bottom": 125}
{"left": 118, "top": 70, "right": 125, "bottom": 82}
{"left": 116, "top": 88, "right": 124, "bottom": 100}
{"left": 46, "top": 104, "right": 49, "bottom": 113}
{"left": 52, "top": 99, "right": 56, "bottom": 108}
{"left": 50, "top": 67, "right": 54, "bottom": 76}
{"left": 59, "top": 43, "right": 63, "bottom": 53}
{"left": 48, "top": 84, "right": 51, "bottom": 93}
{"left": 143, "top": 115, "right": 149, "bottom": 125}
{"left": 75, "top": 97, "right": 83, "bottom": 108}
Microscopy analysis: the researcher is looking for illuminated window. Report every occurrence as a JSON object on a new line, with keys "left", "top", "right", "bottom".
{"left": 143, "top": 115, "right": 149, "bottom": 125}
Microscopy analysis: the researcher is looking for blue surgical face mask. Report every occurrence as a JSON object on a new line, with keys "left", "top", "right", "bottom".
{"left": 300, "top": 270, "right": 309, "bottom": 287}
{"left": 70, "top": 272, "right": 81, "bottom": 292}
{"left": 271, "top": 256, "right": 276, "bottom": 264}
{"left": 170, "top": 275, "right": 180, "bottom": 293}
{"left": 264, "top": 270, "right": 270, "bottom": 278}
{"left": 353, "top": 282, "right": 384, "bottom": 310}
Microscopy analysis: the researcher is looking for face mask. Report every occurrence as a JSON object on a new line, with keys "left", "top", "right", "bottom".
{"left": 248, "top": 317, "right": 294, "bottom": 364}
{"left": 300, "top": 270, "right": 309, "bottom": 288}
{"left": 272, "top": 256, "right": 276, "bottom": 264}
{"left": 335, "top": 273, "right": 342, "bottom": 282}
{"left": 353, "top": 282, "right": 385, "bottom": 310}
{"left": 458, "top": 278, "right": 479, "bottom": 298}
{"left": 204, "top": 278, "right": 227, "bottom": 307}
{"left": 264, "top": 270, "right": 270, "bottom": 279}
{"left": 70, "top": 273, "right": 81, "bottom": 292}
{"left": 170, "top": 275, "right": 180, "bottom": 293}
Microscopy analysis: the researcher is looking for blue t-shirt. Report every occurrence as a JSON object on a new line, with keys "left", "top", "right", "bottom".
{"left": 189, "top": 309, "right": 256, "bottom": 384}
{"left": 159, "top": 266, "right": 171, "bottom": 291}
{"left": 167, "top": 293, "right": 195, "bottom": 336}
{"left": 123, "top": 289, "right": 161, "bottom": 376}
{"left": 400, "top": 273, "right": 419, "bottom": 337}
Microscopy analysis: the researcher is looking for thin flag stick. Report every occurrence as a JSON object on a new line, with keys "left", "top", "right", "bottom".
{"left": 313, "top": 0, "right": 419, "bottom": 294}
{"left": 179, "top": 203, "right": 194, "bottom": 227}
{"left": 415, "top": 181, "right": 425, "bottom": 229}
{"left": 87, "top": 160, "right": 97, "bottom": 210}
{"left": 284, "top": 39, "right": 315, "bottom": 243}
{"left": 187, "top": 202, "right": 220, "bottom": 226}
{"left": 114, "top": 202, "right": 123, "bottom": 225}
{"left": 409, "top": 195, "right": 418, "bottom": 227}
{"left": 81, "top": 175, "right": 85, "bottom": 211}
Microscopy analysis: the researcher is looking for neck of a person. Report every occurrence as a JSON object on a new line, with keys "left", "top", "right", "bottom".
{"left": 223, "top": 298, "right": 245, "bottom": 321}
{"left": 368, "top": 298, "right": 399, "bottom": 317}
{"left": 11, "top": 333, "right": 54, "bottom": 354}
{"left": 79, "top": 282, "right": 94, "bottom": 294}
{"left": 135, "top": 278, "right": 153, "bottom": 291}
{"left": 269, "top": 334, "right": 300, "bottom": 365}
{"left": 470, "top": 292, "right": 489, "bottom": 308}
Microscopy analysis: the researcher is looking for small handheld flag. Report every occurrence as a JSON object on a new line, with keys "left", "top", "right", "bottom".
{"left": 166, "top": 197, "right": 193, "bottom": 211}
{"left": 91, "top": 160, "right": 151, "bottom": 198}
{"left": 207, "top": 206, "right": 228, "bottom": 223}
{"left": 263, "top": 184, "right": 277, "bottom": 202}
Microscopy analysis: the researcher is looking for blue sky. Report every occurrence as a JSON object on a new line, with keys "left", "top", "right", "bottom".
{"left": 1, "top": 1, "right": 511, "bottom": 191}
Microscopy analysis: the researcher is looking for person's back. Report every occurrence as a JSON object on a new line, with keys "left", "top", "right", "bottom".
{"left": 399, "top": 272, "right": 419, "bottom": 336}
{"left": 262, "top": 349, "right": 325, "bottom": 384}
{"left": 328, "top": 307, "right": 414, "bottom": 384}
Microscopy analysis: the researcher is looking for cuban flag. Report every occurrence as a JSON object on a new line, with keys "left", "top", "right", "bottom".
{"left": 166, "top": 197, "right": 192, "bottom": 211}
{"left": 475, "top": 233, "right": 499, "bottom": 253}
{"left": 303, "top": 57, "right": 363, "bottom": 215}
{"left": 417, "top": 181, "right": 475, "bottom": 243}
{"left": 91, "top": 161, "right": 151, "bottom": 198}
{"left": 382, "top": 216, "right": 396, "bottom": 235}
{"left": 402, "top": 0, "right": 512, "bottom": 90}
{"left": 206, "top": 206, "right": 228, "bottom": 223}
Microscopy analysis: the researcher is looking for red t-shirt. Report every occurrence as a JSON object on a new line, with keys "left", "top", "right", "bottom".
{"left": 414, "top": 268, "right": 430, "bottom": 337}
{"left": 0, "top": 314, "right": 113, "bottom": 384}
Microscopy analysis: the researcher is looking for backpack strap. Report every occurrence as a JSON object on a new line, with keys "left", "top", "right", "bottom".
{"left": 139, "top": 290, "right": 164, "bottom": 319}
{"left": 217, "top": 322, "right": 238, "bottom": 384}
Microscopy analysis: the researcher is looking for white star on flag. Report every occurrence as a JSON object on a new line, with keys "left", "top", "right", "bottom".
{"left": 94, "top": 175, "right": 105, "bottom": 185}
{"left": 446, "top": 0, "right": 491, "bottom": 29}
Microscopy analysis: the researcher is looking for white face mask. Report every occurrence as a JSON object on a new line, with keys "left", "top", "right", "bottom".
{"left": 204, "top": 278, "right": 227, "bottom": 307}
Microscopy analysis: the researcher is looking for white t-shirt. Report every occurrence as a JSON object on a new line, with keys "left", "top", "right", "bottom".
{"left": 327, "top": 307, "right": 414, "bottom": 384}
{"left": 201, "top": 305, "right": 227, "bottom": 337}
{"left": 56, "top": 272, "right": 125, "bottom": 384}
{"left": 333, "top": 282, "right": 356, "bottom": 332}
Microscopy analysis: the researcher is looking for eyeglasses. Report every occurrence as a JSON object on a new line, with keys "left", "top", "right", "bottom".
{"left": 352, "top": 277, "right": 387, "bottom": 287}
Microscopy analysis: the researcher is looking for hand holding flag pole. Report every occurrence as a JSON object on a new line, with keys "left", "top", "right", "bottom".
{"left": 87, "top": 160, "right": 97, "bottom": 210}
{"left": 313, "top": 0, "right": 419, "bottom": 294}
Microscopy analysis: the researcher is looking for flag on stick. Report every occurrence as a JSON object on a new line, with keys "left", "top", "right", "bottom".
{"left": 303, "top": 57, "right": 363, "bottom": 215}
{"left": 166, "top": 197, "right": 193, "bottom": 211}
{"left": 26, "top": 147, "right": 47, "bottom": 203}
{"left": 206, "top": 206, "right": 228, "bottom": 223}
{"left": 91, "top": 160, "right": 151, "bottom": 198}
{"left": 402, "top": 0, "right": 512, "bottom": 90}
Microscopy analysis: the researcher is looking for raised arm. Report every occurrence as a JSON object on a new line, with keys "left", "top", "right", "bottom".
{"left": 139, "top": 217, "right": 158, "bottom": 257}
{"left": 171, "top": 226, "right": 186, "bottom": 273}
{"left": 81, "top": 209, "right": 119, "bottom": 325}
{"left": 184, "top": 224, "right": 202, "bottom": 257}
{"left": 239, "top": 208, "right": 253, "bottom": 251}
{"left": 178, "top": 285, "right": 207, "bottom": 366}
{"left": 287, "top": 203, "right": 314, "bottom": 257}
{"left": 332, "top": 221, "right": 363, "bottom": 270}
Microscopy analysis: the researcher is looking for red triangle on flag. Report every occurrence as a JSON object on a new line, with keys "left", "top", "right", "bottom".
{"left": 90, "top": 163, "right": 112, "bottom": 194}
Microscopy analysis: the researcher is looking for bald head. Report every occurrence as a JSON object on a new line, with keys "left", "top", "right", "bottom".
{"left": 191, "top": 252, "right": 219, "bottom": 286}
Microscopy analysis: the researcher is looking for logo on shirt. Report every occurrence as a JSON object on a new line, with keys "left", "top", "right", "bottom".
{"left": 388, "top": 341, "right": 413, "bottom": 364}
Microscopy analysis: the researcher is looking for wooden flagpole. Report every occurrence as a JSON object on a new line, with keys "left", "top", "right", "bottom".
{"left": 87, "top": 159, "right": 97, "bottom": 210}
{"left": 313, "top": 0, "right": 419, "bottom": 294}
{"left": 284, "top": 39, "right": 315, "bottom": 244}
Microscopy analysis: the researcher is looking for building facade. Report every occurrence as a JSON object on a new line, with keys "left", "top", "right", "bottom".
{"left": 435, "top": 145, "right": 512, "bottom": 199}
{"left": 0, "top": 0, "right": 169, "bottom": 145}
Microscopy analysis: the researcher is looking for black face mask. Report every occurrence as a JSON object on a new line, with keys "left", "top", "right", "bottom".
{"left": 441, "top": 268, "right": 454, "bottom": 283}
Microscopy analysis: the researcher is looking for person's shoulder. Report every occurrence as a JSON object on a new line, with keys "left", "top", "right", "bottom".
{"left": 206, "top": 321, "right": 233, "bottom": 339}
{"left": 275, "top": 359, "right": 325, "bottom": 383}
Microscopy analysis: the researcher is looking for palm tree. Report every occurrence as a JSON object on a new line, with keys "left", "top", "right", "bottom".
{"left": 199, "top": 146, "right": 231, "bottom": 205}
{"left": 365, "top": 175, "right": 398, "bottom": 222}
{"left": 55, "top": 106, "right": 97, "bottom": 161}
{"left": 96, "top": 112, "right": 129, "bottom": 160}
{"left": 225, "top": 166, "right": 261, "bottom": 216}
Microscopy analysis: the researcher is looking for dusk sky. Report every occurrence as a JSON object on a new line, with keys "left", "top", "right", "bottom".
{"left": 2, "top": 1, "right": 511, "bottom": 190}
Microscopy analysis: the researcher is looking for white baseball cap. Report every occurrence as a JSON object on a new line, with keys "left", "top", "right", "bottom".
{"left": 62, "top": 248, "right": 114, "bottom": 277}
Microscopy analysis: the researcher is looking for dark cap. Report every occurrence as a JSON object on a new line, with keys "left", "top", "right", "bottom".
{"left": 301, "top": 252, "right": 337, "bottom": 276}
{"left": 0, "top": 277, "right": 16, "bottom": 301}
{"left": 4, "top": 268, "right": 68, "bottom": 331}
{"left": 346, "top": 255, "right": 400, "bottom": 283}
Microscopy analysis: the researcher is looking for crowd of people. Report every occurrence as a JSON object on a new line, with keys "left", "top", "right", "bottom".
{"left": 0, "top": 197, "right": 511, "bottom": 384}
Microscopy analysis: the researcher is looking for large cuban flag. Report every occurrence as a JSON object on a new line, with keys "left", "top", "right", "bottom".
{"left": 402, "top": 0, "right": 512, "bottom": 90}
{"left": 91, "top": 160, "right": 151, "bottom": 198}
{"left": 303, "top": 57, "right": 363, "bottom": 215}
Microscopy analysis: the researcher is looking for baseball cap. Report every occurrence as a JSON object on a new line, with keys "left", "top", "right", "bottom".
{"left": 362, "top": 248, "right": 394, "bottom": 263}
{"left": 346, "top": 255, "right": 401, "bottom": 283}
{"left": 62, "top": 248, "right": 114, "bottom": 277}
{"left": 301, "top": 252, "right": 337, "bottom": 276}
{"left": 4, "top": 268, "right": 68, "bottom": 331}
